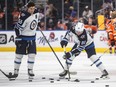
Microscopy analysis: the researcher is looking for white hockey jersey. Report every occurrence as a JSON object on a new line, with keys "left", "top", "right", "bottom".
{"left": 64, "top": 29, "right": 93, "bottom": 51}
{"left": 15, "top": 10, "right": 44, "bottom": 37}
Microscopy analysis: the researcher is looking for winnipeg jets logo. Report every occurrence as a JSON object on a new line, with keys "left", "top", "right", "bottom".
{"left": 30, "top": 20, "right": 37, "bottom": 30}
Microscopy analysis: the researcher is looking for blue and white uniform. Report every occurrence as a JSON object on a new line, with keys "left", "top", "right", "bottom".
{"left": 14, "top": 10, "right": 43, "bottom": 54}
{"left": 61, "top": 22, "right": 107, "bottom": 74}
{"left": 14, "top": 9, "right": 44, "bottom": 76}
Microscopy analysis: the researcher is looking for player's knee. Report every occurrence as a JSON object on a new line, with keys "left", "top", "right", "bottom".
{"left": 89, "top": 55, "right": 98, "bottom": 62}
{"left": 28, "top": 54, "right": 36, "bottom": 61}
{"left": 15, "top": 54, "right": 23, "bottom": 63}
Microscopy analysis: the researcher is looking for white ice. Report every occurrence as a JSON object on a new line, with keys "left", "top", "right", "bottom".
{"left": 0, "top": 52, "right": 116, "bottom": 87}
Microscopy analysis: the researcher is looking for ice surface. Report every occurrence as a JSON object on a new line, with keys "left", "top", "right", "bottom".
{"left": 0, "top": 52, "right": 116, "bottom": 87}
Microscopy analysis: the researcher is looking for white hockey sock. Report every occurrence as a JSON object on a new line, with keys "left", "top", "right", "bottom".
{"left": 64, "top": 55, "right": 75, "bottom": 70}
{"left": 89, "top": 55, "right": 105, "bottom": 72}
{"left": 27, "top": 54, "right": 35, "bottom": 70}
{"left": 14, "top": 54, "right": 23, "bottom": 70}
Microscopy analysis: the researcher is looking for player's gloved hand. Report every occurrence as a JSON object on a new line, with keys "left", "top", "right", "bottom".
{"left": 65, "top": 52, "right": 72, "bottom": 59}
{"left": 15, "top": 36, "right": 22, "bottom": 47}
{"left": 60, "top": 38, "right": 68, "bottom": 48}
{"left": 71, "top": 48, "right": 81, "bottom": 56}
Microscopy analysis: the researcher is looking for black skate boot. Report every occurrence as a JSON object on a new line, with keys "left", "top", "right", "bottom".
{"left": 28, "top": 69, "right": 35, "bottom": 82}
{"left": 100, "top": 69, "right": 109, "bottom": 79}
{"left": 59, "top": 70, "right": 68, "bottom": 78}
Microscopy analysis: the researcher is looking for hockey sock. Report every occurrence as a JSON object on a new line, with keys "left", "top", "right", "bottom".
{"left": 14, "top": 54, "right": 23, "bottom": 71}
{"left": 64, "top": 55, "right": 75, "bottom": 70}
{"left": 89, "top": 55, "right": 105, "bottom": 72}
{"left": 27, "top": 54, "right": 35, "bottom": 70}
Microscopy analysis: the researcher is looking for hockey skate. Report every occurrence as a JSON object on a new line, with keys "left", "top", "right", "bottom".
{"left": 59, "top": 70, "right": 68, "bottom": 79}
{"left": 28, "top": 69, "right": 35, "bottom": 82}
{"left": 100, "top": 69, "right": 109, "bottom": 79}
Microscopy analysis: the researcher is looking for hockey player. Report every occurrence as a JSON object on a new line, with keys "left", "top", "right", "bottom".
{"left": 59, "top": 22, "right": 109, "bottom": 79}
{"left": 11, "top": 2, "right": 44, "bottom": 80}
{"left": 106, "top": 11, "right": 116, "bottom": 54}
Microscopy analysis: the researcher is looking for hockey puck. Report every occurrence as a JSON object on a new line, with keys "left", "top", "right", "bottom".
{"left": 42, "top": 77, "right": 46, "bottom": 79}
{"left": 29, "top": 80, "right": 32, "bottom": 82}
{"left": 74, "top": 79, "right": 80, "bottom": 82}
{"left": 9, "top": 72, "right": 12, "bottom": 76}
{"left": 105, "top": 85, "right": 109, "bottom": 87}
{"left": 65, "top": 77, "right": 68, "bottom": 79}
{"left": 95, "top": 78, "right": 99, "bottom": 80}
{"left": 49, "top": 78, "right": 54, "bottom": 80}
{"left": 91, "top": 81, "right": 95, "bottom": 83}
{"left": 50, "top": 81, "right": 54, "bottom": 83}
{"left": 57, "top": 79, "right": 60, "bottom": 81}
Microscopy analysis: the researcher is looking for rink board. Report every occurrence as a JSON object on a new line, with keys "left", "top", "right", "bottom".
{"left": 0, "top": 30, "right": 109, "bottom": 53}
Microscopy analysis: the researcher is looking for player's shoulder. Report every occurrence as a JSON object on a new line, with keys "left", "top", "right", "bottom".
{"left": 20, "top": 11, "right": 30, "bottom": 20}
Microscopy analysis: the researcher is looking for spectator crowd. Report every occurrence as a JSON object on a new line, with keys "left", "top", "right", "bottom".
{"left": 0, "top": 0, "right": 116, "bottom": 31}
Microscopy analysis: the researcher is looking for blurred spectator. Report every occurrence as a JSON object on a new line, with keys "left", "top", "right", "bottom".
{"left": 64, "top": 0, "right": 71, "bottom": 15}
{"left": 82, "top": 6, "right": 93, "bottom": 20}
{"left": 84, "top": 17, "right": 97, "bottom": 38}
{"left": 46, "top": 3, "right": 58, "bottom": 30}
{"left": 0, "top": 8, "right": 5, "bottom": 30}
{"left": 12, "top": 7, "right": 20, "bottom": 28}
{"left": 102, "top": 0, "right": 113, "bottom": 10}
{"left": 56, "top": 20, "right": 67, "bottom": 30}
{"left": 101, "top": 0, "right": 114, "bottom": 19}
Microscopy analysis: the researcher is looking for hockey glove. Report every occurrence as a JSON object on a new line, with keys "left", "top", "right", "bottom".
{"left": 65, "top": 52, "right": 72, "bottom": 59}
{"left": 71, "top": 48, "right": 81, "bottom": 56}
{"left": 15, "top": 36, "right": 22, "bottom": 47}
{"left": 60, "top": 38, "right": 68, "bottom": 48}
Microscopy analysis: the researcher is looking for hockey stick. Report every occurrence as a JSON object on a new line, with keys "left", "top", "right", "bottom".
{"left": 0, "top": 69, "right": 10, "bottom": 79}
{"left": 21, "top": 0, "right": 32, "bottom": 10}
{"left": 0, "top": 69, "right": 18, "bottom": 80}
{"left": 90, "top": 48, "right": 109, "bottom": 66}
{"left": 63, "top": 46, "right": 71, "bottom": 80}
{"left": 39, "top": 29, "right": 65, "bottom": 69}
{"left": 39, "top": 29, "right": 77, "bottom": 75}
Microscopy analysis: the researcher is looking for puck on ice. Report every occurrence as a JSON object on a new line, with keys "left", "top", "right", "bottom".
{"left": 91, "top": 81, "right": 95, "bottom": 83}
{"left": 95, "top": 78, "right": 99, "bottom": 80}
{"left": 50, "top": 81, "right": 54, "bottom": 83}
{"left": 105, "top": 85, "right": 109, "bottom": 87}
{"left": 29, "top": 80, "right": 32, "bottom": 82}
{"left": 42, "top": 77, "right": 46, "bottom": 79}
{"left": 74, "top": 79, "right": 80, "bottom": 82}
{"left": 9, "top": 72, "right": 12, "bottom": 75}
{"left": 49, "top": 78, "right": 54, "bottom": 80}
{"left": 57, "top": 79, "right": 60, "bottom": 81}
{"left": 65, "top": 78, "right": 68, "bottom": 79}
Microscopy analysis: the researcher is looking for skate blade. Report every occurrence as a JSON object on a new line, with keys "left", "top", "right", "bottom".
{"left": 59, "top": 76, "right": 65, "bottom": 79}
{"left": 28, "top": 76, "right": 34, "bottom": 82}
{"left": 100, "top": 76, "right": 110, "bottom": 80}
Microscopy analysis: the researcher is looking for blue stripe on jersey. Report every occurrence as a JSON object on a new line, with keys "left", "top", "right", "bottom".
{"left": 22, "top": 37, "right": 35, "bottom": 40}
